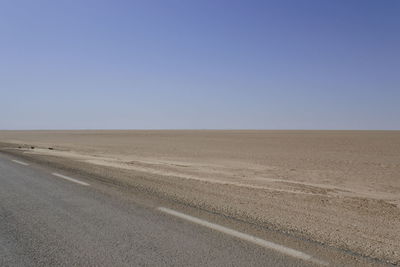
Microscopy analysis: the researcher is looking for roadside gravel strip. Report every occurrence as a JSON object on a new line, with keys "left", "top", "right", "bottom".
{"left": 0, "top": 140, "right": 399, "bottom": 265}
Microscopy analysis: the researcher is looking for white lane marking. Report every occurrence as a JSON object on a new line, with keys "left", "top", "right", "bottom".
{"left": 52, "top": 173, "right": 90, "bottom": 186}
{"left": 12, "top": 160, "right": 30, "bottom": 166}
{"left": 158, "top": 207, "right": 328, "bottom": 266}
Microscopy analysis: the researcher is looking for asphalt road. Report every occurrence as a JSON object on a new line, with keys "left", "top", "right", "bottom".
{"left": 0, "top": 153, "right": 378, "bottom": 267}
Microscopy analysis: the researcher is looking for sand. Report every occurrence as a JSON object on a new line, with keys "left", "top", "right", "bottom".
{"left": 0, "top": 130, "right": 399, "bottom": 264}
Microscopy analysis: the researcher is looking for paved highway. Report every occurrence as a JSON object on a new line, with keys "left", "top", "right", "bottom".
{"left": 0, "top": 153, "right": 377, "bottom": 266}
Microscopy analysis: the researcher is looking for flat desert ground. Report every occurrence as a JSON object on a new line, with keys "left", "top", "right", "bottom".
{"left": 1, "top": 130, "right": 399, "bottom": 264}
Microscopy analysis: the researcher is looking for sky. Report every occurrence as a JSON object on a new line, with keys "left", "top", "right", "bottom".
{"left": 1, "top": 0, "right": 399, "bottom": 130}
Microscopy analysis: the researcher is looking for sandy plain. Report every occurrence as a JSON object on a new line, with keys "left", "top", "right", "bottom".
{"left": 0, "top": 130, "right": 399, "bottom": 264}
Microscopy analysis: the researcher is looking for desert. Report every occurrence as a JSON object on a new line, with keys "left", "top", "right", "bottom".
{"left": 1, "top": 130, "right": 399, "bottom": 264}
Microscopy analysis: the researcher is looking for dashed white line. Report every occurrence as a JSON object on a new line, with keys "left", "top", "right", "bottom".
{"left": 157, "top": 207, "right": 328, "bottom": 266}
{"left": 52, "top": 173, "right": 90, "bottom": 186}
{"left": 12, "top": 160, "right": 30, "bottom": 166}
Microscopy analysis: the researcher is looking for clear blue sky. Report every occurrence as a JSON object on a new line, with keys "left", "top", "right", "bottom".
{"left": 1, "top": 0, "right": 399, "bottom": 130}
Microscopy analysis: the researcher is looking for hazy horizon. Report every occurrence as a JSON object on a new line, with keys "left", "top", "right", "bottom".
{"left": 1, "top": 1, "right": 399, "bottom": 130}
{"left": 1, "top": 129, "right": 399, "bottom": 132}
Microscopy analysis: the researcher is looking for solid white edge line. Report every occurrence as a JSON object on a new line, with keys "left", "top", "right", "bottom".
{"left": 11, "top": 160, "right": 29, "bottom": 166}
{"left": 52, "top": 173, "right": 90, "bottom": 186}
{"left": 157, "top": 207, "right": 328, "bottom": 266}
